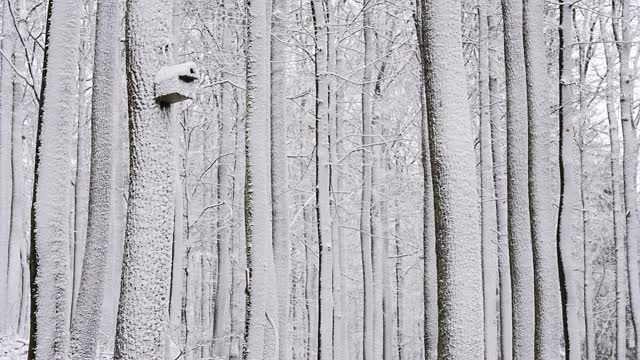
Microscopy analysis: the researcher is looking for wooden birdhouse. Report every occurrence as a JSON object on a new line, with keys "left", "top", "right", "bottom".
{"left": 154, "top": 62, "right": 198, "bottom": 105}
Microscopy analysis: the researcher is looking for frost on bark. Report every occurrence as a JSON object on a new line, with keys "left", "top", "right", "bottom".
{"left": 29, "top": 0, "right": 82, "bottom": 355}
{"left": 242, "top": 0, "right": 273, "bottom": 357}
{"left": 600, "top": 11, "right": 627, "bottom": 359}
{"left": 478, "top": 1, "right": 498, "bottom": 358}
{"left": 557, "top": 3, "right": 583, "bottom": 359}
{"left": 8, "top": 0, "right": 28, "bottom": 336}
{"left": 71, "top": 1, "right": 94, "bottom": 317}
{"left": 270, "top": 0, "right": 291, "bottom": 358}
{"left": 0, "top": 0, "right": 16, "bottom": 334}
{"left": 501, "top": 0, "right": 535, "bottom": 357}
{"left": 612, "top": 0, "right": 640, "bottom": 352}
{"left": 113, "top": 0, "right": 176, "bottom": 356}
{"left": 69, "top": 0, "right": 120, "bottom": 356}
{"left": 212, "top": 4, "right": 234, "bottom": 357}
{"left": 522, "top": 0, "right": 562, "bottom": 358}
{"left": 418, "top": 0, "right": 484, "bottom": 358}
{"left": 415, "top": 1, "right": 437, "bottom": 355}
{"left": 311, "top": 0, "right": 333, "bottom": 359}
{"left": 487, "top": 8, "right": 512, "bottom": 360}
{"left": 361, "top": 1, "right": 375, "bottom": 358}
{"left": 329, "top": 4, "right": 349, "bottom": 358}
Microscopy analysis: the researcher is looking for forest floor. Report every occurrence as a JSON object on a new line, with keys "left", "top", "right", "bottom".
{"left": 0, "top": 336, "right": 27, "bottom": 360}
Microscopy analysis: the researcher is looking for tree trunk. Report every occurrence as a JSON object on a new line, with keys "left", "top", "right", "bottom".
{"left": 600, "top": 11, "right": 627, "bottom": 359}
{"left": 242, "top": 0, "right": 273, "bottom": 356}
{"left": 478, "top": 1, "right": 498, "bottom": 358}
{"left": 501, "top": 0, "right": 535, "bottom": 357}
{"left": 612, "top": 0, "right": 640, "bottom": 352}
{"left": 29, "top": 0, "right": 82, "bottom": 354}
{"left": 361, "top": 1, "right": 375, "bottom": 358}
{"left": 270, "top": 0, "right": 291, "bottom": 358}
{"left": 418, "top": 0, "right": 484, "bottom": 358}
{"left": 522, "top": 0, "right": 562, "bottom": 358}
{"left": 69, "top": 0, "right": 119, "bottom": 356}
{"left": 557, "top": 4, "right": 583, "bottom": 359}
{"left": 487, "top": 8, "right": 512, "bottom": 360}
{"left": 113, "top": 0, "right": 176, "bottom": 356}
{"left": 0, "top": 0, "right": 16, "bottom": 334}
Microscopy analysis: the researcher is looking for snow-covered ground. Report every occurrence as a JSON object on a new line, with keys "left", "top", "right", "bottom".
{"left": 0, "top": 337, "right": 27, "bottom": 360}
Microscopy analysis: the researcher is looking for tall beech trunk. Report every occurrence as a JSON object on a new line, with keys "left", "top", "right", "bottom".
{"left": 478, "top": 1, "right": 498, "bottom": 358}
{"left": 242, "top": 0, "right": 273, "bottom": 356}
{"left": 29, "top": 0, "right": 82, "bottom": 355}
{"left": 501, "top": 0, "right": 535, "bottom": 357}
{"left": 558, "top": 4, "right": 583, "bottom": 359}
{"left": 418, "top": 0, "right": 484, "bottom": 358}
{"left": 69, "top": 0, "right": 119, "bottom": 356}
{"left": 522, "top": 0, "right": 562, "bottom": 358}
{"left": 113, "top": 0, "right": 176, "bottom": 355}
{"left": 270, "top": 0, "right": 291, "bottom": 358}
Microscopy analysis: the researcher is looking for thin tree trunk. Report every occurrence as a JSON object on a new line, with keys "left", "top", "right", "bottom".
{"left": 329, "top": 4, "right": 348, "bottom": 358}
{"left": 600, "top": 12, "right": 627, "bottom": 359}
{"left": 558, "top": 4, "right": 584, "bottom": 359}
{"left": 167, "top": 0, "right": 186, "bottom": 356}
{"left": 415, "top": 3, "right": 438, "bottom": 358}
{"left": 361, "top": 1, "right": 375, "bottom": 357}
{"left": 478, "top": 1, "right": 498, "bottom": 358}
{"left": 242, "top": 0, "right": 273, "bottom": 356}
{"left": 10, "top": 0, "right": 29, "bottom": 338}
{"left": 487, "top": 8, "right": 512, "bottom": 360}
{"left": 501, "top": 0, "right": 535, "bottom": 357}
{"left": 270, "top": 0, "right": 290, "bottom": 358}
{"left": 612, "top": 0, "right": 640, "bottom": 352}
{"left": 0, "top": 0, "right": 17, "bottom": 334}
{"left": 229, "top": 89, "right": 246, "bottom": 360}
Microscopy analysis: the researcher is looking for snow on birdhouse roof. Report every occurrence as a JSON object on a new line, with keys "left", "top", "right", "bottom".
{"left": 155, "top": 62, "right": 198, "bottom": 83}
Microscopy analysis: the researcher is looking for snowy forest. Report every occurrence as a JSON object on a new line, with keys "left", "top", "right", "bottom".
{"left": 1, "top": 0, "right": 640, "bottom": 358}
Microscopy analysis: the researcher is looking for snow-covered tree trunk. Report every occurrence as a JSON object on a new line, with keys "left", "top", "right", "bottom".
{"left": 212, "top": 8, "right": 234, "bottom": 359}
{"left": 311, "top": 0, "right": 333, "bottom": 357}
{"left": 167, "top": 0, "right": 186, "bottom": 357}
{"left": 418, "top": 0, "right": 484, "bottom": 358}
{"left": 612, "top": 0, "right": 640, "bottom": 352}
{"left": 478, "top": 2, "right": 498, "bottom": 358}
{"left": 501, "top": 0, "right": 536, "bottom": 357}
{"left": 113, "top": 0, "right": 176, "bottom": 356}
{"left": 71, "top": 2, "right": 93, "bottom": 317}
{"left": 522, "top": 0, "right": 562, "bottom": 358}
{"left": 329, "top": 5, "right": 349, "bottom": 358}
{"left": 270, "top": 0, "right": 291, "bottom": 358}
{"left": 0, "top": 0, "right": 16, "bottom": 334}
{"left": 229, "top": 91, "right": 247, "bottom": 360}
{"left": 8, "top": 0, "right": 27, "bottom": 334}
{"left": 557, "top": 4, "right": 583, "bottom": 359}
{"left": 487, "top": 8, "right": 512, "bottom": 360}
{"left": 28, "top": 0, "right": 82, "bottom": 355}
{"left": 361, "top": 1, "right": 375, "bottom": 358}
{"left": 600, "top": 12, "right": 626, "bottom": 359}
{"left": 415, "top": 2, "right": 438, "bottom": 358}
{"left": 419, "top": 80, "right": 437, "bottom": 360}
{"left": 69, "top": 0, "right": 119, "bottom": 356}
{"left": 242, "top": 0, "right": 273, "bottom": 356}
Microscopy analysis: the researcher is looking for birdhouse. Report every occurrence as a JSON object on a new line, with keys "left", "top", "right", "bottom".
{"left": 154, "top": 62, "right": 198, "bottom": 105}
